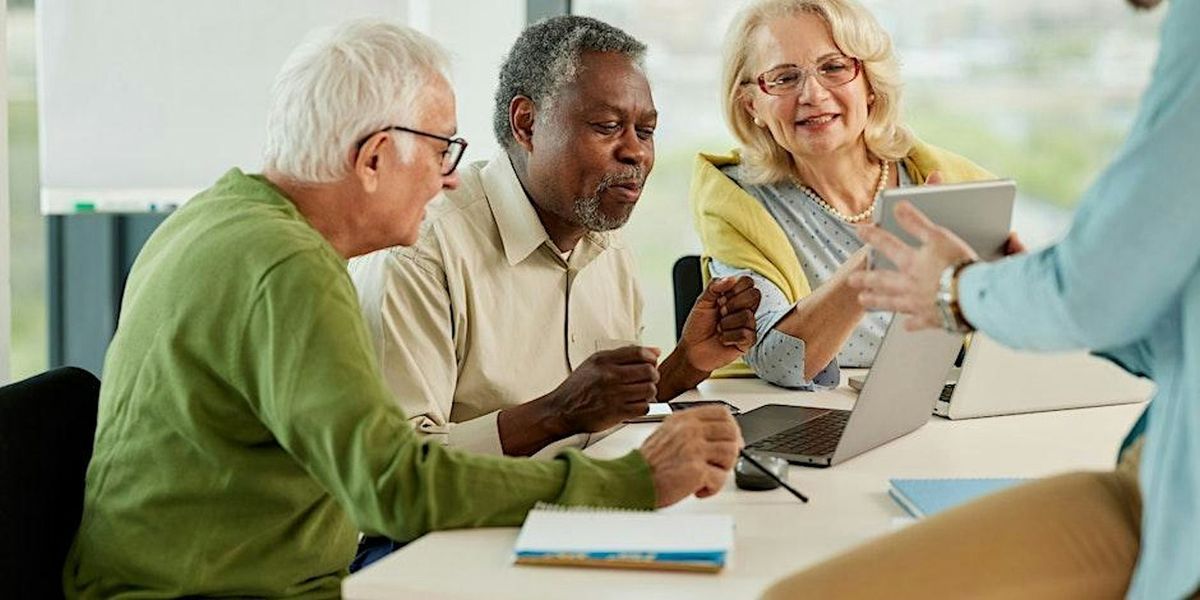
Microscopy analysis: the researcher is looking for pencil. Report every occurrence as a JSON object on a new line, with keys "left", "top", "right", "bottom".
{"left": 739, "top": 449, "right": 809, "bottom": 503}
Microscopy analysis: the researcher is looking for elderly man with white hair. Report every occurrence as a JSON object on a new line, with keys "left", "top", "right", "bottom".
{"left": 62, "top": 20, "right": 742, "bottom": 599}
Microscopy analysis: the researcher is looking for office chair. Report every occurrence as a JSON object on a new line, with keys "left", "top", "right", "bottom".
{"left": 0, "top": 367, "right": 101, "bottom": 599}
{"left": 672, "top": 255, "right": 704, "bottom": 341}
{"left": 672, "top": 255, "right": 757, "bottom": 378}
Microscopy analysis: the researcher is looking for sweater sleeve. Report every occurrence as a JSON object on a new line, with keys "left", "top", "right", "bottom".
{"left": 244, "top": 252, "right": 656, "bottom": 542}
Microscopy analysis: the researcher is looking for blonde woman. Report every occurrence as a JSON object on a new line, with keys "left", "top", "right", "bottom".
{"left": 691, "top": 0, "right": 995, "bottom": 388}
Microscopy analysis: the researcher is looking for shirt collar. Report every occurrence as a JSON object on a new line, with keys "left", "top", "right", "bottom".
{"left": 481, "top": 152, "right": 613, "bottom": 266}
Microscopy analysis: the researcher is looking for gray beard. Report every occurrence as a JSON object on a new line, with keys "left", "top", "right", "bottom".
{"left": 572, "top": 191, "right": 629, "bottom": 231}
{"left": 572, "top": 167, "right": 644, "bottom": 231}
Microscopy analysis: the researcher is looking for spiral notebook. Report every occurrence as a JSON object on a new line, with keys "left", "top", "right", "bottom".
{"left": 889, "top": 478, "right": 1027, "bottom": 519}
{"left": 513, "top": 503, "right": 734, "bottom": 573}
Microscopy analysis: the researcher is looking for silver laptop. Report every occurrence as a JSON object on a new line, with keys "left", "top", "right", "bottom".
{"left": 736, "top": 314, "right": 962, "bottom": 468}
{"left": 937, "top": 333, "right": 1154, "bottom": 418}
{"left": 849, "top": 333, "right": 1155, "bottom": 419}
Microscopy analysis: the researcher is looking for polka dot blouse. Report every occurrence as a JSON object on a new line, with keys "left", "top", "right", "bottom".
{"left": 708, "top": 162, "right": 912, "bottom": 389}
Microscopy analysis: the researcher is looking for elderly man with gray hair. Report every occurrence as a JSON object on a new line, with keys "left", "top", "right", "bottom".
{"left": 350, "top": 17, "right": 760, "bottom": 458}
{"left": 63, "top": 20, "right": 742, "bottom": 599}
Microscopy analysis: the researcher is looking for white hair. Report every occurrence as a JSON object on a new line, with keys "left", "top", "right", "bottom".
{"left": 262, "top": 19, "right": 450, "bottom": 184}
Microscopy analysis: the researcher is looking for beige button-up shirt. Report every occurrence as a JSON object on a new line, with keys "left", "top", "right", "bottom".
{"left": 349, "top": 153, "right": 644, "bottom": 455}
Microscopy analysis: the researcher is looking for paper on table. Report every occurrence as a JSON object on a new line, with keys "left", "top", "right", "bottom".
{"left": 623, "top": 402, "right": 673, "bottom": 424}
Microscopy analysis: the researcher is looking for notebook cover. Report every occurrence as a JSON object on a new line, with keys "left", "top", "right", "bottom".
{"left": 888, "top": 478, "right": 1027, "bottom": 518}
{"left": 513, "top": 504, "right": 732, "bottom": 572}
{"left": 514, "top": 555, "right": 724, "bottom": 573}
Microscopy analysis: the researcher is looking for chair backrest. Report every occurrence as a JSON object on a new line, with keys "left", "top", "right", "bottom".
{"left": 0, "top": 367, "right": 101, "bottom": 599}
{"left": 672, "top": 255, "right": 704, "bottom": 342}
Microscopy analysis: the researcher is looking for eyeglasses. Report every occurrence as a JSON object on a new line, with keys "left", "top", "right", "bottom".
{"left": 749, "top": 56, "right": 862, "bottom": 97}
{"left": 357, "top": 125, "right": 468, "bottom": 176}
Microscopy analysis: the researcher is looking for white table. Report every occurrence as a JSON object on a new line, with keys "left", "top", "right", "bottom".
{"left": 344, "top": 375, "right": 1145, "bottom": 600}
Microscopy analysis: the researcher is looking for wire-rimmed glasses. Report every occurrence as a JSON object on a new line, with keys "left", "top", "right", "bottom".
{"left": 357, "top": 125, "right": 468, "bottom": 176}
{"left": 750, "top": 55, "right": 862, "bottom": 97}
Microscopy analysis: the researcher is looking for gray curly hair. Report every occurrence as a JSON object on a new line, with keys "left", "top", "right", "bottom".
{"left": 493, "top": 15, "right": 646, "bottom": 149}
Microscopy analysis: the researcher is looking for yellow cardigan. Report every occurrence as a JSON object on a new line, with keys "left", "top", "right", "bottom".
{"left": 690, "top": 140, "right": 994, "bottom": 377}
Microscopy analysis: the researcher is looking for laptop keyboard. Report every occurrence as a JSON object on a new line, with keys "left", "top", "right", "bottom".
{"left": 940, "top": 383, "right": 957, "bottom": 403}
{"left": 747, "top": 410, "right": 851, "bottom": 457}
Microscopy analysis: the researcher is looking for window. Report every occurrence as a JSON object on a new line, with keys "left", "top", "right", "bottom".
{"left": 575, "top": 0, "right": 1163, "bottom": 351}
{"left": 8, "top": 0, "right": 46, "bottom": 380}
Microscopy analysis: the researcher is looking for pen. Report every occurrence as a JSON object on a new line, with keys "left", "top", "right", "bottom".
{"left": 739, "top": 449, "right": 809, "bottom": 503}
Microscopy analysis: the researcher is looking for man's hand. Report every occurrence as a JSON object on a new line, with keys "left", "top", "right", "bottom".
{"left": 639, "top": 405, "right": 742, "bottom": 508}
{"left": 834, "top": 246, "right": 869, "bottom": 280}
{"left": 848, "top": 201, "right": 978, "bottom": 330}
{"left": 1004, "top": 232, "right": 1027, "bottom": 256}
{"left": 498, "top": 346, "right": 661, "bottom": 456}
{"left": 544, "top": 346, "right": 661, "bottom": 433}
{"left": 679, "top": 276, "right": 762, "bottom": 373}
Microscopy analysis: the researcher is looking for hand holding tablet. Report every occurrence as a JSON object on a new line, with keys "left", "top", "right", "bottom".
{"left": 852, "top": 179, "right": 1018, "bottom": 330}
{"left": 869, "top": 179, "right": 1017, "bottom": 271}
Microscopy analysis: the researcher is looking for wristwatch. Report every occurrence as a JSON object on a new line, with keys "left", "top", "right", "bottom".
{"left": 935, "top": 260, "right": 975, "bottom": 333}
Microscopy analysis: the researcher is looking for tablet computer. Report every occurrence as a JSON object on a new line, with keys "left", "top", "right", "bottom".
{"left": 871, "top": 180, "right": 1017, "bottom": 271}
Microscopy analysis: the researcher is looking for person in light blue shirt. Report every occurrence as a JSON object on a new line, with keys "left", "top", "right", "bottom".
{"left": 762, "top": 0, "right": 1199, "bottom": 598}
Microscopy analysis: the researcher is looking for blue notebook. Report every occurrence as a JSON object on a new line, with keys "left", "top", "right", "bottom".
{"left": 889, "top": 478, "right": 1027, "bottom": 518}
{"left": 513, "top": 503, "right": 733, "bottom": 573}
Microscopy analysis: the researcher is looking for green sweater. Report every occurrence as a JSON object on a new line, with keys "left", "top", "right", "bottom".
{"left": 63, "top": 169, "right": 656, "bottom": 599}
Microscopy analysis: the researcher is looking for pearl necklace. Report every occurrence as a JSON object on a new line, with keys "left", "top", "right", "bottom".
{"left": 795, "top": 160, "right": 890, "bottom": 224}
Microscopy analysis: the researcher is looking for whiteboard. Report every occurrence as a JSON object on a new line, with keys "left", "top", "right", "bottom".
{"left": 37, "top": 0, "right": 523, "bottom": 214}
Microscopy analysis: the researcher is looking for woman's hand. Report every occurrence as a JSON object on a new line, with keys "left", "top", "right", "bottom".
{"left": 848, "top": 201, "right": 978, "bottom": 330}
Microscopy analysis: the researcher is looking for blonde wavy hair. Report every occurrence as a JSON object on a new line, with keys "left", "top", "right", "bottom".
{"left": 722, "top": 0, "right": 914, "bottom": 184}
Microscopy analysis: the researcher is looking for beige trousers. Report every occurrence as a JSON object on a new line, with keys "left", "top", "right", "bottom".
{"left": 762, "top": 442, "right": 1147, "bottom": 600}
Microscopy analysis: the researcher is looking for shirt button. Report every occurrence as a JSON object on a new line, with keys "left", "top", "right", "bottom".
{"left": 570, "top": 333, "right": 577, "bottom": 343}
